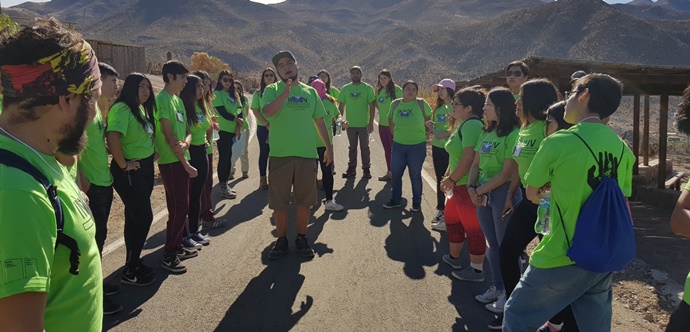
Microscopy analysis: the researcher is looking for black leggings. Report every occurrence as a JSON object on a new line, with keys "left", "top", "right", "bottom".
{"left": 500, "top": 186, "right": 579, "bottom": 330}
{"left": 217, "top": 130, "right": 235, "bottom": 184}
{"left": 432, "top": 146, "right": 449, "bottom": 211}
{"left": 111, "top": 154, "right": 154, "bottom": 270}
{"left": 667, "top": 300, "right": 690, "bottom": 332}
{"left": 317, "top": 147, "right": 334, "bottom": 201}
{"left": 257, "top": 125, "right": 270, "bottom": 177}
{"left": 187, "top": 145, "right": 209, "bottom": 235}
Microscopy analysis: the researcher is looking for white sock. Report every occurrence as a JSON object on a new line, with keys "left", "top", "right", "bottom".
{"left": 470, "top": 262, "right": 483, "bottom": 271}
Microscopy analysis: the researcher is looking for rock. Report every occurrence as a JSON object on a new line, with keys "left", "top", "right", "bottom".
{"left": 644, "top": 313, "right": 655, "bottom": 323}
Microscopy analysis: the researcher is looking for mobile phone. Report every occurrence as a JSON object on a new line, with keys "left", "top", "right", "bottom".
{"left": 480, "top": 194, "right": 488, "bottom": 207}
{"left": 502, "top": 208, "right": 512, "bottom": 219}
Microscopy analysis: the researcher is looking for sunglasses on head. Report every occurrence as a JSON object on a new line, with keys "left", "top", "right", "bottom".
{"left": 506, "top": 70, "right": 523, "bottom": 77}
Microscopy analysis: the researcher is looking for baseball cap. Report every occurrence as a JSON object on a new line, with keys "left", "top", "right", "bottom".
{"left": 272, "top": 51, "right": 296, "bottom": 67}
{"left": 432, "top": 79, "right": 456, "bottom": 92}
{"left": 349, "top": 66, "right": 362, "bottom": 73}
{"left": 570, "top": 70, "right": 587, "bottom": 84}
{"left": 310, "top": 79, "right": 326, "bottom": 99}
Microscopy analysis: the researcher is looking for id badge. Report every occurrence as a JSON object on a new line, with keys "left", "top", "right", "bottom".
{"left": 513, "top": 145, "right": 522, "bottom": 157}
{"left": 145, "top": 124, "right": 154, "bottom": 134}
{"left": 176, "top": 112, "right": 184, "bottom": 122}
{"left": 481, "top": 142, "right": 492, "bottom": 153}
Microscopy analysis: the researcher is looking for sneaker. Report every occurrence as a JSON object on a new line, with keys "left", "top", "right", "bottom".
{"left": 488, "top": 314, "right": 503, "bottom": 330}
{"left": 103, "top": 282, "right": 120, "bottom": 296}
{"left": 486, "top": 294, "right": 506, "bottom": 313}
{"left": 103, "top": 296, "right": 123, "bottom": 316}
{"left": 219, "top": 185, "right": 237, "bottom": 199}
{"left": 383, "top": 200, "right": 401, "bottom": 209}
{"left": 295, "top": 236, "right": 315, "bottom": 259}
{"left": 378, "top": 173, "right": 392, "bottom": 181}
{"left": 362, "top": 172, "right": 372, "bottom": 179}
{"left": 121, "top": 267, "right": 155, "bottom": 286}
{"left": 442, "top": 254, "right": 462, "bottom": 269}
{"left": 433, "top": 210, "right": 445, "bottom": 223}
{"left": 202, "top": 219, "right": 226, "bottom": 229}
{"left": 452, "top": 267, "right": 485, "bottom": 282}
{"left": 182, "top": 236, "right": 203, "bottom": 250}
{"left": 269, "top": 237, "right": 289, "bottom": 260}
{"left": 162, "top": 255, "right": 187, "bottom": 273}
{"left": 259, "top": 176, "right": 269, "bottom": 190}
{"left": 324, "top": 199, "right": 344, "bottom": 212}
{"left": 190, "top": 231, "right": 210, "bottom": 245}
{"left": 242, "top": 172, "right": 249, "bottom": 179}
{"left": 342, "top": 171, "right": 356, "bottom": 178}
{"left": 475, "top": 286, "right": 499, "bottom": 303}
{"left": 176, "top": 248, "right": 199, "bottom": 260}
{"left": 411, "top": 204, "right": 421, "bottom": 212}
{"left": 431, "top": 220, "right": 447, "bottom": 232}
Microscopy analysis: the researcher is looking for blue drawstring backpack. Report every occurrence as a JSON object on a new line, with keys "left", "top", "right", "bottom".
{"left": 555, "top": 132, "right": 636, "bottom": 273}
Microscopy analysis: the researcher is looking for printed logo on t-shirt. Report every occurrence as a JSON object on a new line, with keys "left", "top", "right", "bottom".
{"left": 398, "top": 109, "right": 412, "bottom": 117}
{"left": 481, "top": 142, "right": 494, "bottom": 154}
{"left": 197, "top": 114, "right": 205, "bottom": 122}
{"left": 229, "top": 98, "right": 237, "bottom": 104}
{"left": 351, "top": 92, "right": 361, "bottom": 98}
{"left": 378, "top": 97, "right": 385, "bottom": 103}
{"left": 437, "top": 115, "right": 447, "bottom": 122}
{"left": 289, "top": 96, "right": 307, "bottom": 103}
{"left": 96, "top": 118, "right": 104, "bottom": 131}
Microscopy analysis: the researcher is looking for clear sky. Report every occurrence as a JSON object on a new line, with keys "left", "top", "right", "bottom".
{"left": 2, "top": 0, "right": 635, "bottom": 7}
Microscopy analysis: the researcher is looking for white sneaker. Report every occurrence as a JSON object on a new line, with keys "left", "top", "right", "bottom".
{"left": 485, "top": 293, "right": 506, "bottom": 313}
{"left": 433, "top": 210, "right": 445, "bottom": 223}
{"left": 324, "top": 199, "right": 344, "bottom": 211}
{"left": 431, "top": 220, "right": 447, "bottom": 232}
{"left": 475, "top": 286, "right": 499, "bottom": 304}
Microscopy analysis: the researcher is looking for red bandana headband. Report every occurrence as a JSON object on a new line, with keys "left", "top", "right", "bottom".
{"left": 0, "top": 41, "right": 101, "bottom": 98}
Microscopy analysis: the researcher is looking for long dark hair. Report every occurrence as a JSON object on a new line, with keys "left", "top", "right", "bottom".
{"left": 214, "top": 70, "right": 242, "bottom": 106}
{"left": 675, "top": 85, "right": 690, "bottom": 135}
{"left": 486, "top": 87, "right": 520, "bottom": 137}
{"left": 450, "top": 87, "right": 486, "bottom": 132}
{"left": 546, "top": 101, "right": 572, "bottom": 132}
{"left": 520, "top": 78, "right": 559, "bottom": 126}
{"left": 112, "top": 73, "right": 155, "bottom": 130}
{"left": 181, "top": 75, "right": 202, "bottom": 126}
{"left": 435, "top": 87, "right": 454, "bottom": 109}
{"left": 317, "top": 69, "right": 334, "bottom": 93}
{"left": 260, "top": 68, "right": 276, "bottom": 97}
{"left": 194, "top": 70, "right": 214, "bottom": 111}
{"left": 375, "top": 69, "right": 398, "bottom": 101}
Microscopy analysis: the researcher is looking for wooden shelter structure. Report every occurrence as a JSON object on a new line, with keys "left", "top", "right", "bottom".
{"left": 461, "top": 56, "right": 690, "bottom": 189}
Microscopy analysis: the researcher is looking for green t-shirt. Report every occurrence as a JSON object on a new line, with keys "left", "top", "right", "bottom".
{"left": 512, "top": 120, "right": 546, "bottom": 186}
{"left": 80, "top": 107, "right": 113, "bottom": 186}
{"left": 212, "top": 90, "right": 242, "bottom": 133}
{"left": 328, "top": 87, "right": 340, "bottom": 99}
{"left": 251, "top": 90, "right": 267, "bottom": 127}
{"left": 190, "top": 105, "right": 211, "bottom": 146}
{"left": 106, "top": 102, "right": 155, "bottom": 160}
{"left": 445, "top": 117, "right": 483, "bottom": 186}
{"left": 338, "top": 82, "right": 375, "bottom": 128}
{"left": 432, "top": 103, "right": 453, "bottom": 148}
{"left": 684, "top": 181, "right": 690, "bottom": 304}
{"left": 375, "top": 86, "right": 403, "bottom": 126}
{"left": 474, "top": 128, "right": 520, "bottom": 185}
{"left": 155, "top": 90, "right": 190, "bottom": 165}
{"left": 388, "top": 99, "right": 432, "bottom": 145}
{"left": 240, "top": 95, "right": 250, "bottom": 130}
{"left": 0, "top": 136, "right": 103, "bottom": 332}
{"left": 315, "top": 97, "right": 338, "bottom": 147}
{"left": 262, "top": 81, "right": 327, "bottom": 159}
{"left": 525, "top": 122, "right": 635, "bottom": 269}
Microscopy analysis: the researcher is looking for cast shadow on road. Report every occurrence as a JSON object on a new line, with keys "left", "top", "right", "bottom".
{"left": 215, "top": 246, "right": 313, "bottom": 331}
{"left": 207, "top": 186, "right": 269, "bottom": 237}
{"left": 333, "top": 177, "right": 372, "bottom": 212}
{"left": 383, "top": 208, "right": 441, "bottom": 280}
{"left": 369, "top": 181, "right": 393, "bottom": 227}
{"left": 102, "top": 250, "right": 170, "bottom": 331}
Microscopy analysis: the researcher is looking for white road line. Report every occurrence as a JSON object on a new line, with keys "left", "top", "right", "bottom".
{"left": 103, "top": 113, "right": 257, "bottom": 257}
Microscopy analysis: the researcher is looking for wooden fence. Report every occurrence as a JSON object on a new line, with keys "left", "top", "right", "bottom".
{"left": 86, "top": 39, "right": 146, "bottom": 76}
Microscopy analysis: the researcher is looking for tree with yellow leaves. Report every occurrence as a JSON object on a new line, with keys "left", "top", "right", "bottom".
{"left": 190, "top": 52, "right": 232, "bottom": 79}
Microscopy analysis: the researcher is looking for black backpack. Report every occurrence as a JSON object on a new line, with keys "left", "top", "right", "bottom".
{"left": 0, "top": 149, "right": 81, "bottom": 275}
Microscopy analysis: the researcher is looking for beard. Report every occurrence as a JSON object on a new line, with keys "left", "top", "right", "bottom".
{"left": 57, "top": 99, "right": 90, "bottom": 156}
{"left": 281, "top": 74, "right": 298, "bottom": 83}
{"left": 352, "top": 77, "right": 361, "bottom": 84}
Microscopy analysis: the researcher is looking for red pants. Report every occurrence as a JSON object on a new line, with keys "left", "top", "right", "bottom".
{"left": 444, "top": 185, "right": 486, "bottom": 256}
{"left": 159, "top": 162, "right": 190, "bottom": 257}
{"left": 200, "top": 152, "right": 215, "bottom": 222}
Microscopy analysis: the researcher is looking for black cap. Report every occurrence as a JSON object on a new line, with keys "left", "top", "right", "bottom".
{"left": 570, "top": 70, "right": 587, "bottom": 83}
{"left": 272, "top": 51, "right": 296, "bottom": 67}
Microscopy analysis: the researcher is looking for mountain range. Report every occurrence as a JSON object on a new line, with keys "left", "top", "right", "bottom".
{"left": 4, "top": 0, "right": 690, "bottom": 86}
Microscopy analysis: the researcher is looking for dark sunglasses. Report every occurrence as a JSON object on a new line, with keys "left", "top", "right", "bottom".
{"left": 506, "top": 70, "right": 523, "bottom": 77}
{"left": 221, "top": 78, "right": 232, "bottom": 83}
{"left": 565, "top": 87, "right": 584, "bottom": 99}
{"left": 264, "top": 73, "right": 275, "bottom": 78}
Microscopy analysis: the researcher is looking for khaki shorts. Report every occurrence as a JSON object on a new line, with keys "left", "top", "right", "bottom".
{"left": 268, "top": 156, "right": 318, "bottom": 210}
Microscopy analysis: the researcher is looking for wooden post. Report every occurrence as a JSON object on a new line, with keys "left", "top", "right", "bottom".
{"left": 658, "top": 95, "right": 669, "bottom": 189}
{"left": 643, "top": 95, "right": 650, "bottom": 166}
{"left": 633, "top": 94, "right": 640, "bottom": 175}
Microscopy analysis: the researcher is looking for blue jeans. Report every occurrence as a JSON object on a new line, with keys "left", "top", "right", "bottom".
{"left": 390, "top": 142, "right": 426, "bottom": 205}
{"left": 504, "top": 265, "right": 613, "bottom": 332}
{"left": 476, "top": 181, "right": 522, "bottom": 291}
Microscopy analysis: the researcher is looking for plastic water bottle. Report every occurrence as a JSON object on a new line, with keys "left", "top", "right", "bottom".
{"left": 444, "top": 188, "right": 453, "bottom": 199}
{"left": 535, "top": 190, "right": 551, "bottom": 235}
{"left": 212, "top": 129, "right": 220, "bottom": 141}
{"left": 369, "top": 132, "right": 375, "bottom": 142}
{"left": 336, "top": 121, "right": 342, "bottom": 136}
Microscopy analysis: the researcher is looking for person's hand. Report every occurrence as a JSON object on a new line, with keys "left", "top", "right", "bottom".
{"left": 538, "top": 183, "right": 551, "bottom": 195}
{"left": 468, "top": 187, "right": 479, "bottom": 206}
{"left": 172, "top": 141, "right": 186, "bottom": 154}
{"left": 501, "top": 199, "right": 514, "bottom": 220}
{"left": 367, "top": 123, "right": 374, "bottom": 134}
{"left": 212, "top": 121, "right": 220, "bottom": 131}
{"left": 425, "top": 120, "right": 434, "bottom": 130}
{"left": 185, "top": 164, "right": 198, "bottom": 178}
{"left": 234, "top": 117, "right": 244, "bottom": 127}
{"left": 153, "top": 152, "right": 160, "bottom": 162}
{"left": 204, "top": 142, "right": 210, "bottom": 149}
{"left": 324, "top": 147, "right": 334, "bottom": 166}
{"left": 123, "top": 159, "right": 141, "bottom": 171}
{"left": 81, "top": 191, "right": 90, "bottom": 205}
{"left": 441, "top": 177, "right": 454, "bottom": 192}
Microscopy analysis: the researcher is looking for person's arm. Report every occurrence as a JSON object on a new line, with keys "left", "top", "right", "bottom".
{"left": 252, "top": 107, "right": 269, "bottom": 127}
{"left": 435, "top": 131, "right": 452, "bottom": 140}
{"left": 338, "top": 103, "right": 346, "bottom": 121}
{"left": 160, "top": 119, "right": 197, "bottom": 177}
{"left": 106, "top": 131, "right": 140, "bottom": 172}
{"left": 671, "top": 189, "right": 690, "bottom": 238}
{"left": 0, "top": 292, "right": 47, "bottom": 332}
{"left": 314, "top": 118, "right": 334, "bottom": 166}
{"left": 263, "top": 81, "right": 294, "bottom": 118}
{"left": 526, "top": 184, "right": 541, "bottom": 205}
{"left": 441, "top": 148, "right": 475, "bottom": 192}
{"left": 76, "top": 166, "right": 90, "bottom": 192}
{"left": 467, "top": 153, "right": 481, "bottom": 204}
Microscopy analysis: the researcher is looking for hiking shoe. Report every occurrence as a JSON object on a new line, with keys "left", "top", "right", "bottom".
{"left": 324, "top": 199, "right": 344, "bottom": 212}
{"left": 452, "top": 267, "right": 485, "bottom": 283}
{"left": 242, "top": 172, "right": 249, "bottom": 179}
{"left": 486, "top": 294, "right": 506, "bottom": 313}
{"left": 342, "top": 171, "right": 356, "bottom": 178}
{"left": 432, "top": 220, "right": 447, "bottom": 232}
{"left": 295, "top": 236, "right": 315, "bottom": 259}
{"left": 219, "top": 185, "right": 237, "bottom": 199}
{"left": 362, "top": 172, "right": 372, "bottom": 179}
{"left": 103, "top": 282, "right": 120, "bottom": 296}
{"left": 433, "top": 210, "right": 445, "bottom": 223}
{"left": 121, "top": 267, "right": 155, "bottom": 286}
{"left": 162, "top": 255, "right": 187, "bottom": 273}
{"left": 259, "top": 176, "right": 269, "bottom": 190}
{"left": 475, "top": 286, "right": 500, "bottom": 303}
{"left": 269, "top": 237, "right": 289, "bottom": 260}
{"left": 383, "top": 200, "right": 401, "bottom": 209}
{"left": 104, "top": 296, "right": 123, "bottom": 316}
{"left": 190, "top": 231, "right": 210, "bottom": 245}
{"left": 176, "top": 248, "right": 199, "bottom": 260}
{"left": 378, "top": 173, "right": 392, "bottom": 181}
{"left": 442, "top": 254, "right": 462, "bottom": 269}
{"left": 411, "top": 204, "right": 421, "bottom": 212}
{"left": 488, "top": 314, "right": 503, "bottom": 330}
{"left": 182, "top": 236, "right": 203, "bottom": 250}
{"left": 202, "top": 219, "right": 225, "bottom": 229}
